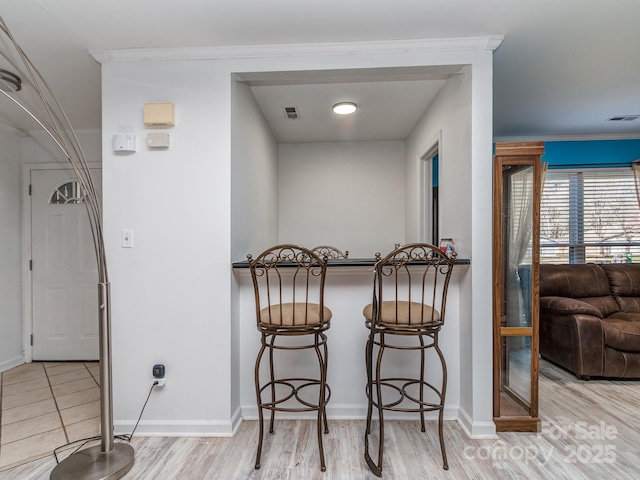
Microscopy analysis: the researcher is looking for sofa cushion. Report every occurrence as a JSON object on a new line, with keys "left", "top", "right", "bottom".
{"left": 603, "top": 347, "right": 640, "bottom": 377}
{"left": 539, "top": 296, "right": 603, "bottom": 318}
{"left": 600, "top": 264, "right": 640, "bottom": 313}
{"left": 617, "top": 297, "right": 640, "bottom": 313}
{"left": 539, "top": 264, "right": 619, "bottom": 317}
{"left": 602, "top": 313, "right": 640, "bottom": 352}
{"left": 540, "top": 264, "right": 610, "bottom": 297}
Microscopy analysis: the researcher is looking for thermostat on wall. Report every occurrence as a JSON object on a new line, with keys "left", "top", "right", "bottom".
{"left": 112, "top": 133, "right": 136, "bottom": 153}
{"left": 144, "top": 103, "right": 175, "bottom": 126}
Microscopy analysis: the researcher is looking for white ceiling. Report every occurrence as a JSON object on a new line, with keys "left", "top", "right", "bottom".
{"left": 0, "top": 0, "right": 639, "bottom": 141}
{"left": 245, "top": 68, "right": 453, "bottom": 143}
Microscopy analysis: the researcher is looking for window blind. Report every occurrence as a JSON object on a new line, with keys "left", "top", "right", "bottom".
{"left": 540, "top": 168, "right": 640, "bottom": 264}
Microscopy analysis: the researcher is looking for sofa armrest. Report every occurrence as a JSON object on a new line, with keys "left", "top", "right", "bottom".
{"left": 540, "top": 312, "right": 605, "bottom": 378}
{"left": 540, "top": 296, "right": 604, "bottom": 319}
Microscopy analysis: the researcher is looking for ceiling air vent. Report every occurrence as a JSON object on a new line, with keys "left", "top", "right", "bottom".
{"left": 283, "top": 106, "right": 300, "bottom": 120}
{"left": 608, "top": 115, "right": 640, "bottom": 122}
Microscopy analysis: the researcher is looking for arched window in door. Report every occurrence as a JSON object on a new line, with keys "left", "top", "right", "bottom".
{"left": 49, "top": 180, "right": 86, "bottom": 205}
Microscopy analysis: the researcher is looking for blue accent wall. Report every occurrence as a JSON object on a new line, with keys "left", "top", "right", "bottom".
{"left": 543, "top": 139, "right": 640, "bottom": 169}
{"left": 432, "top": 153, "right": 439, "bottom": 187}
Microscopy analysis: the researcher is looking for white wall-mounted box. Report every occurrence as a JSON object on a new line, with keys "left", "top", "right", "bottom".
{"left": 112, "top": 133, "right": 136, "bottom": 152}
{"left": 147, "top": 132, "right": 170, "bottom": 148}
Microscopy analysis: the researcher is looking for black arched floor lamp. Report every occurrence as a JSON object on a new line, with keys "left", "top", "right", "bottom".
{"left": 0, "top": 17, "right": 135, "bottom": 480}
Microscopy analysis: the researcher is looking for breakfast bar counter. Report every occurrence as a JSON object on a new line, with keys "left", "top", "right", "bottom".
{"left": 232, "top": 257, "right": 470, "bottom": 268}
{"left": 232, "top": 256, "right": 470, "bottom": 422}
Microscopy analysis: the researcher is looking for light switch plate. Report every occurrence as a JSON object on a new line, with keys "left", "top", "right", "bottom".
{"left": 121, "top": 229, "right": 133, "bottom": 248}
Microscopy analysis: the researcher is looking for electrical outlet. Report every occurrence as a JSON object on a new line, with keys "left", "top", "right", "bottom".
{"left": 154, "top": 378, "right": 166, "bottom": 387}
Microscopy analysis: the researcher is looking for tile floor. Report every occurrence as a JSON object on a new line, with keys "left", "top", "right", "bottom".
{"left": 0, "top": 362, "right": 100, "bottom": 471}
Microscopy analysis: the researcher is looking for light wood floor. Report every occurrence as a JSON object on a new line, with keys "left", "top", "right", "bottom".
{"left": 2, "top": 359, "right": 639, "bottom": 479}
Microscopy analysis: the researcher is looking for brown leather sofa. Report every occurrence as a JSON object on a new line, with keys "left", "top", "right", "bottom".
{"left": 539, "top": 263, "right": 640, "bottom": 379}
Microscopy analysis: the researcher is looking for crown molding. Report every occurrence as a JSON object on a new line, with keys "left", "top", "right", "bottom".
{"left": 494, "top": 133, "right": 640, "bottom": 143}
{"left": 89, "top": 35, "right": 504, "bottom": 64}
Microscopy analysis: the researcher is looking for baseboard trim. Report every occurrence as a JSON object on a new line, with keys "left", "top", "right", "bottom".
{"left": 0, "top": 355, "right": 25, "bottom": 374}
{"left": 457, "top": 407, "right": 498, "bottom": 439}
{"left": 114, "top": 403, "right": 471, "bottom": 437}
{"left": 114, "top": 419, "right": 236, "bottom": 437}
{"left": 230, "top": 405, "right": 243, "bottom": 435}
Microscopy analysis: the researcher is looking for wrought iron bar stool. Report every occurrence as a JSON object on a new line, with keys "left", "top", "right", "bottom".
{"left": 312, "top": 245, "right": 349, "bottom": 260}
{"left": 362, "top": 243, "right": 454, "bottom": 476}
{"left": 247, "top": 244, "right": 332, "bottom": 471}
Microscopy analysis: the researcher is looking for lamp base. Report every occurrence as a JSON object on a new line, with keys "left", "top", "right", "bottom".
{"left": 50, "top": 443, "right": 134, "bottom": 480}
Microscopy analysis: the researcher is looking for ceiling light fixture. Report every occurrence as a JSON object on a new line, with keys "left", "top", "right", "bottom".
{"left": 332, "top": 102, "right": 357, "bottom": 115}
{"left": 0, "top": 68, "right": 21, "bottom": 92}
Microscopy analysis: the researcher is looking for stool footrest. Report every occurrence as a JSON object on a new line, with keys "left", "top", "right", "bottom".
{"left": 258, "top": 378, "right": 331, "bottom": 411}
{"left": 366, "top": 377, "right": 444, "bottom": 412}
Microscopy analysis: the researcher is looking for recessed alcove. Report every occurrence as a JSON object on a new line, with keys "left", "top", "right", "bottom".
{"left": 230, "top": 62, "right": 479, "bottom": 427}
{"left": 231, "top": 65, "right": 465, "bottom": 260}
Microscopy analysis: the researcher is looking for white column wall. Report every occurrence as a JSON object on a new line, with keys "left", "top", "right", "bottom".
{"left": 102, "top": 60, "right": 235, "bottom": 434}
{"left": 97, "top": 39, "right": 498, "bottom": 435}
{"left": 0, "top": 127, "right": 24, "bottom": 371}
{"left": 468, "top": 53, "right": 497, "bottom": 437}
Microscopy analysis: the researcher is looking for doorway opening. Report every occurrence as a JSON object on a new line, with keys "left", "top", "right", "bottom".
{"left": 421, "top": 137, "right": 440, "bottom": 245}
{"left": 23, "top": 163, "right": 102, "bottom": 361}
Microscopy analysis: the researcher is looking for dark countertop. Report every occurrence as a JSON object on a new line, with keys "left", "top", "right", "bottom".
{"left": 232, "top": 257, "right": 470, "bottom": 268}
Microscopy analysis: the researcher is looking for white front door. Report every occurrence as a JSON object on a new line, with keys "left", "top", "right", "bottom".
{"left": 31, "top": 168, "right": 102, "bottom": 360}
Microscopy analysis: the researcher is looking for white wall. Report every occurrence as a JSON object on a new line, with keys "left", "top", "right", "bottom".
{"left": 0, "top": 126, "right": 24, "bottom": 371}
{"left": 231, "top": 80, "right": 279, "bottom": 416}
{"left": 231, "top": 81, "right": 279, "bottom": 262}
{"left": 102, "top": 60, "right": 235, "bottom": 434}
{"left": 468, "top": 55, "right": 496, "bottom": 437}
{"left": 279, "top": 141, "right": 405, "bottom": 257}
{"left": 404, "top": 66, "right": 496, "bottom": 437}
{"left": 97, "top": 38, "right": 498, "bottom": 437}
{"left": 406, "top": 61, "right": 495, "bottom": 438}
{"left": 405, "top": 71, "right": 472, "bottom": 257}
{"left": 403, "top": 69, "right": 474, "bottom": 436}
{"left": 21, "top": 129, "right": 101, "bottom": 166}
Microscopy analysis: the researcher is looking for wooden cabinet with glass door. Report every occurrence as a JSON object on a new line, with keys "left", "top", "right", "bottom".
{"left": 492, "top": 142, "right": 544, "bottom": 432}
